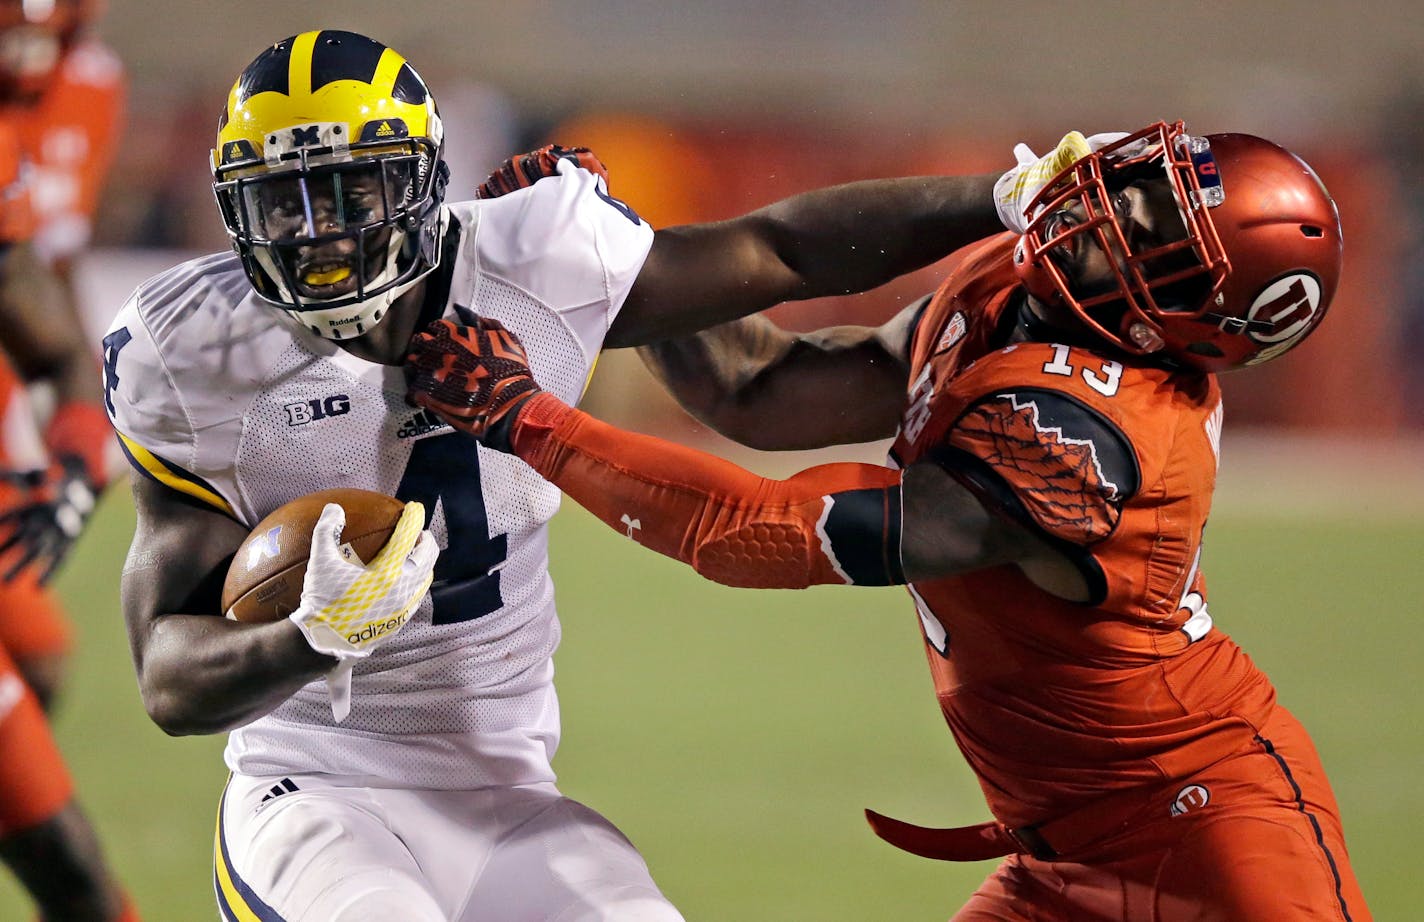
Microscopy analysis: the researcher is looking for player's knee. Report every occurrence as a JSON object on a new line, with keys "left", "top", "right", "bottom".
{"left": 1155, "top": 815, "right": 1344, "bottom": 918}
{"left": 322, "top": 887, "right": 446, "bottom": 922}
{"left": 28, "top": 888, "right": 122, "bottom": 922}
{"left": 0, "top": 805, "right": 122, "bottom": 920}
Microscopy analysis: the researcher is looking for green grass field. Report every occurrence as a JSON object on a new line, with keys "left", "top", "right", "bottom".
{"left": 1, "top": 472, "right": 1418, "bottom": 920}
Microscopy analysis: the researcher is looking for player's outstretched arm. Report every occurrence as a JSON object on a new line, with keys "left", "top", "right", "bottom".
{"left": 607, "top": 174, "right": 1000, "bottom": 347}
{"left": 121, "top": 476, "right": 337, "bottom": 735}
{"left": 501, "top": 393, "right": 1060, "bottom": 589}
{"left": 407, "top": 319, "right": 1067, "bottom": 591}
{"left": 635, "top": 299, "right": 922, "bottom": 451}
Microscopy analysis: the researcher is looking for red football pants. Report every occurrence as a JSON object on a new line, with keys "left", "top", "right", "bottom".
{"left": 0, "top": 641, "right": 72, "bottom": 835}
{"left": 954, "top": 706, "right": 1370, "bottom": 921}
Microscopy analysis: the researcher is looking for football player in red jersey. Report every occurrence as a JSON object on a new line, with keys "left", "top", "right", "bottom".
{"left": 0, "top": 124, "right": 136, "bottom": 922}
{"left": 407, "top": 121, "right": 1370, "bottom": 921}
{"left": 0, "top": 0, "right": 121, "bottom": 709}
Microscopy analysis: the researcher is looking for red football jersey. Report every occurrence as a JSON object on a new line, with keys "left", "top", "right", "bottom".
{"left": 0, "top": 121, "right": 32, "bottom": 242}
{"left": 890, "top": 233, "right": 1276, "bottom": 828}
{"left": 0, "top": 37, "right": 124, "bottom": 261}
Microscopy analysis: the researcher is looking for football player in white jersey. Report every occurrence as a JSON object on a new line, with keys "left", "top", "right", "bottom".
{"left": 104, "top": 29, "right": 1005, "bottom": 922}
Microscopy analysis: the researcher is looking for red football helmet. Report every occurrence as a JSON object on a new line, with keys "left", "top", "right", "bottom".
{"left": 1013, "top": 121, "right": 1343, "bottom": 372}
{"left": 0, "top": 0, "right": 96, "bottom": 100}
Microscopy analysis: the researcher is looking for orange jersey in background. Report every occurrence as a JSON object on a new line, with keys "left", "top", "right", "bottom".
{"left": 0, "top": 121, "right": 32, "bottom": 242}
{"left": 0, "top": 37, "right": 124, "bottom": 262}
{"left": 0, "top": 38, "right": 122, "bottom": 661}
{"left": 889, "top": 233, "right": 1277, "bottom": 828}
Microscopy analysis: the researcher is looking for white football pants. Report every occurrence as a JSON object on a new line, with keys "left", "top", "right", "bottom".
{"left": 215, "top": 773, "right": 684, "bottom": 922}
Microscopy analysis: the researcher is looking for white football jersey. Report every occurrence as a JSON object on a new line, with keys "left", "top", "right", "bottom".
{"left": 103, "top": 164, "right": 653, "bottom": 789}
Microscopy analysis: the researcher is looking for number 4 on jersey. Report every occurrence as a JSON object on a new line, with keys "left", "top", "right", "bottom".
{"left": 397, "top": 435, "right": 507, "bottom": 625}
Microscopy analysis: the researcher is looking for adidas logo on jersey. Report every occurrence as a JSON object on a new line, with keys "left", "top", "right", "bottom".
{"left": 398, "top": 409, "right": 451, "bottom": 440}
{"left": 260, "top": 778, "right": 300, "bottom": 803}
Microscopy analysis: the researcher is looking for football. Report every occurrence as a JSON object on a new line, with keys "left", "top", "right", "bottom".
{"left": 221, "top": 488, "right": 407, "bottom": 623}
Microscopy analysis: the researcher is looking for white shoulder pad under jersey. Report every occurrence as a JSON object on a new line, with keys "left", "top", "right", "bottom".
{"left": 445, "top": 156, "right": 652, "bottom": 372}
{"left": 102, "top": 251, "right": 290, "bottom": 519}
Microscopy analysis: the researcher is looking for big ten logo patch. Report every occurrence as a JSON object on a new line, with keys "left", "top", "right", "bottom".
{"left": 1170, "top": 784, "right": 1211, "bottom": 817}
{"left": 285, "top": 394, "right": 352, "bottom": 426}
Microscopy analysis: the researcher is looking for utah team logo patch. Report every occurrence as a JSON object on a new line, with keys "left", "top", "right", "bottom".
{"left": 1170, "top": 783, "right": 1211, "bottom": 816}
{"left": 936, "top": 312, "right": 967, "bottom": 354}
{"left": 1243, "top": 273, "right": 1321, "bottom": 365}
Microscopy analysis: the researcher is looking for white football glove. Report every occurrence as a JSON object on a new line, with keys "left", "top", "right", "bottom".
{"left": 289, "top": 500, "right": 438, "bottom": 721}
{"left": 993, "top": 131, "right": 1136, "bottom": 233}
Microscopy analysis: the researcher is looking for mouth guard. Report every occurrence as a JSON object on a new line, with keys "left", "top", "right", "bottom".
{"left": 304, "top": 266, "right": 352, "bottom": 286}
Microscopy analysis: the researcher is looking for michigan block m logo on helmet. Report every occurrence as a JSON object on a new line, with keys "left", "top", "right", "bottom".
{"left": 289, "top": 125, "right": 320, "bottom": 147}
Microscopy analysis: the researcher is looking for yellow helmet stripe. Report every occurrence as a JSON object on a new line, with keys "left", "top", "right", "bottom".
{"left": 372, "top": 47, "right": 406, "bottom": 96}
{"left": 289, "top": 30, "right": 318, "bottom": 99}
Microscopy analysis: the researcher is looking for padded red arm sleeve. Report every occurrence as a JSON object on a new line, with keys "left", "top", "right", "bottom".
{"left": 511, "top": 393, "right": 904, "bottom": 588}
{"left": 44, "top": 400, "right": 112, "bottom": 488}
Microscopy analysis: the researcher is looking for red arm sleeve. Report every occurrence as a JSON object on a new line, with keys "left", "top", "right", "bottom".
{"left": 510, "top": 393, "right": 905, "bottom": 588}
{"left": 44, "top": 400, "right": 112, "bottom": 488}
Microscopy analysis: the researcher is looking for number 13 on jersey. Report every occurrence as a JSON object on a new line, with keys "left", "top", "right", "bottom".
{"left": 1042, "top": 344, "right": 1123, "bottom": 397}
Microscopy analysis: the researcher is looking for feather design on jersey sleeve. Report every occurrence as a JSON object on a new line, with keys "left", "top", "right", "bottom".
{"left": 948, "top": 391, "right": 1129, "bottom": 546}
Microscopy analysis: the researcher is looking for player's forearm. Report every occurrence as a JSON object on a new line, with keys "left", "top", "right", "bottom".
{"left": 134, "top": 613, "right": 333, "bottom": 735}
{"left": 0, "top": 243, "right": 94, "bottom": 398}
{"left": 637, "top": 318, "right": 905, "bottom": 450}
{"left": 758, "top": 173, "right": 1000, "bottom": 298}
{"left": 635, "top": 316, "right": 792, "bottom": 443}
{"left": 509, "top": 393, "right": 904, "bottom": 588}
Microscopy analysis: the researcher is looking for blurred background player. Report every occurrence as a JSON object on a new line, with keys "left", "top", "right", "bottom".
{"left": 0, "top": 0, "right": 123, "bottom": 709}
{"left": 0, "top": 113, "right": 135, "bottom": 922}
{"left": 0, "top": 0, "right": 124, "bottom": 276}
{"left": 407, "top": 122, "right": 1371, "bottom": 921}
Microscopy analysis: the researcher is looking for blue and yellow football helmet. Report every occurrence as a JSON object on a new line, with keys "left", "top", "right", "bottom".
{"left": 212, "top": 30, "right": 448, "bottom": 339}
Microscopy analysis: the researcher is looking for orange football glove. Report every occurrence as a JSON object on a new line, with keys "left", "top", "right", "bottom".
{"left": 405, "top": 318, "right": 541, "bottom": 450}
{"left": 0, "top": 457, "right": 97, "bottom": 584}
{"left": 473, "top": 144, "right": 610, "bottom": 199}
